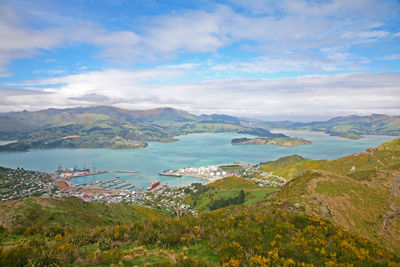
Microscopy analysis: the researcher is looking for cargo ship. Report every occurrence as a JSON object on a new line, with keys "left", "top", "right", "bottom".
{"left": 147, "top": 181, "right": 160, "bottom": 190}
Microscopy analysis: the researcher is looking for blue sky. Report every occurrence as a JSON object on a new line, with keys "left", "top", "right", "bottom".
{"left": 0, "top": 0, "right": 399, "bottom": 120}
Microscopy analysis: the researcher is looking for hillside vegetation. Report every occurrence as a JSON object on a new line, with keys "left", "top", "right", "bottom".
{"left": 1, "top": 197, "right": 398, "bottom": 266}
{"left": 263, "top": 138, "right": 400, "bottom": 253}
{"left": 181, "top": 177, "right": 277, "bottom": 212}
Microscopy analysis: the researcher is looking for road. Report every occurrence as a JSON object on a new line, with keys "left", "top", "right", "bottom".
{"left": 393, "top": 175, "right": 400, "bottom": 197}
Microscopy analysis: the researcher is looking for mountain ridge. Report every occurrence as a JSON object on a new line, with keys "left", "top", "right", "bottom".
{"left": 1, "top": 106, "right": 399, "bottom": 151}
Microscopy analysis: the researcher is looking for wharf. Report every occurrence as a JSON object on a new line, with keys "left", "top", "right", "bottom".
{"left": 159, "top": 172, "right": 182, "bottom": 177}
{"left": 115, "top": 183, "right": 132, "bottom": 190}
{"left": 99, "top": 179, "right": 117, "bottom": 185}
{"left": 102, "top": 180, "right": 123, "bottom": 189}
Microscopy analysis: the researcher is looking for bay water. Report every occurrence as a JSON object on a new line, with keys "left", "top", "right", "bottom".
{"left": 0, "top": 131, "right": 395, "bottom": 189}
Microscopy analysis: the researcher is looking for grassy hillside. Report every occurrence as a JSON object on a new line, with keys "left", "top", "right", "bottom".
{"left": 0, "top": 197, "right": 168, "bottom": 229}
{"left": 179, "top": 178, "right": 277, "bottom": 212}
{"left": 1, "top": 197, "right": 398, "bottom": 266}
{"left": 207, "top": 176, "right": 260, "bottom": 190}
{"left": 263, "top": 138, "right": 400, "bottom": 253}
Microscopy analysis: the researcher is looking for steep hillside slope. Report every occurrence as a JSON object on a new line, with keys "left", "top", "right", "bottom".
{"left": 265, "top": 138, "right": 400, "bottom": 252}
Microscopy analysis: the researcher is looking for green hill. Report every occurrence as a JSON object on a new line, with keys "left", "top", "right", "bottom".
{"left": 263, "top": 138, "right": 400, "bottom": 253}
{"left": 183, "top": 177, "right": 277, "bottom": 212}
{"left": 265, "top": 114, "right": 400, "bottom": 138}
{"left": 2, "top": 108, "right": 399, "bottom": 150}
{"left": 0, "top": 106, "right": 280, "bottom": 151}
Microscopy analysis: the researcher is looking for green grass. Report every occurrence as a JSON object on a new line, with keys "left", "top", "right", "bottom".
{"left": 207, "top": 176, "right": 259, "bottom": 190}
{"left": 0, "top": 197, "right": 169, "bottom": 229}
{"left": 187, "top": 177, "right": 277, "bottom": 212}
{"left": 1, "top": 198, "right": 399, "bottom": 266}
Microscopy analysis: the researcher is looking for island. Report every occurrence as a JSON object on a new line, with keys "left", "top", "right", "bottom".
{"left": 231, "top": 137, "right": 312, "bottom": 147}
{"left": 336, "top": 133, "right": 364, "bottom": 140}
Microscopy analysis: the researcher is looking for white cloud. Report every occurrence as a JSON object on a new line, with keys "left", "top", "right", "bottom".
{"left": 0, "top": 0, "right": 397, "bottom": 73}
{"left": 381, "top": 54, "right": 400, "bottom": 61}
{"left": 210, "top": 52, "right": 369, "bottom": 73}
{"left": 3, "top": 70, "right": 400, "bottom": 118}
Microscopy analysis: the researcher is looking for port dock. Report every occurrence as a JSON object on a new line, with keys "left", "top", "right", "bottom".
{"left": 99, "top": 179, "right": 117, "bottom": 186}
{"left": 102, "top": 180, "right": 123, "bottom": 189}
{"left": 158, "top": 172, "right": 182, "bottom": 177}
{"left": 115, "top": 183, "right": 132, "bottom": 190}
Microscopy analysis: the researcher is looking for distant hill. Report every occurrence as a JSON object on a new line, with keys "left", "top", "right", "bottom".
{"left": 1, "top": 107, "right": 399, "bottom": 151}
{"left": 0, "top": 106, "right": 278, "bottom": 151}
{"left": 264, "top": 114, "right": 400, "bottom": 138}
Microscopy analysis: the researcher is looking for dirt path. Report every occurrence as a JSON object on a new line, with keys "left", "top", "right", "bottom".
{"left": 392, "top": 175, "right": 400, "bottom": 197}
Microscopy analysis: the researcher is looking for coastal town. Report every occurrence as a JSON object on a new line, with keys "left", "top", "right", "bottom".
{"left": 0, "top": 167, "right": 54, "bottom": 201}
{"left": 159, "top": 163, "right": 253, "bottom": 182}
{"left": 0, "top": 162, "right": 287, "bottom": 213}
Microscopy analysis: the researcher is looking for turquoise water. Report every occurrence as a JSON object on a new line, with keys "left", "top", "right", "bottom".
{"left": 0, "top": 131, "right": 395, "bottom": 188}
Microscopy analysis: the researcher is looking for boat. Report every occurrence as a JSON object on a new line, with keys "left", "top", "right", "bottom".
{"left": 147, "top": 181, "right": 160, "bottom": 190}
{"left": 158, "top": 172, "right": 182, "bottom": 177}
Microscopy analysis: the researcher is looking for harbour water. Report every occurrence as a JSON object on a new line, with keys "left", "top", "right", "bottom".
{"left": 0, "top": 131, "right": 395, "bottom": 189}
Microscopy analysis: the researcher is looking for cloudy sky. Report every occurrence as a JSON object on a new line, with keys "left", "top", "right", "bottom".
{"left": 1, "top": 0, "right": 400, "bottom": 120}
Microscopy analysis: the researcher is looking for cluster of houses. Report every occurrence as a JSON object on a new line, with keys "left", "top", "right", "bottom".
{"left": 250, "top": 177, "right": 286, "bottom": 187}
{"left": 0, "top": 168, "right": 55, "bottom": 201}
{"left": 51, "top": 189, "right": 144, "bottom": 204}
{"left": 50, "top": 182, "right": 195, "bottom": 215}
{"left": 242, "top": 165, "right": 288, "bottom": 187}
{"left": 143, "top": 185, "right": 195, "bottom": 215}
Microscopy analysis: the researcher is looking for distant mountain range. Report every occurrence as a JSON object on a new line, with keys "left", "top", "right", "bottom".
{"left": 0, "top": 106, "right": 399, "bottom": 151}
{"left": 263, "top": 114, "right": 400, "bottom": 139}
{"left": 0, "top": 106, "right": 277, "bottom": 151}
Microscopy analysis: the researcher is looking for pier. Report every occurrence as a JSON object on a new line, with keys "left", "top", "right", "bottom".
{"left": 99, "top": 179, "right": 117, "bottom": 186}
{"left": 159, "top": 172, "right": 182, "bottom": 177}
{"left": 102, "top": 180, "right": 123, "bottom": 189}
{"left": 115, "top": 183, "right": 132, "bottom": 190}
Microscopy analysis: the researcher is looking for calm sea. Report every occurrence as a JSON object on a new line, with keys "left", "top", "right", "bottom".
{"left": 0, "top": 131, "right": 395, "bottom": 189}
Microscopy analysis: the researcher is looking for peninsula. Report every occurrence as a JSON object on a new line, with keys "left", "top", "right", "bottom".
{"left": 231, "top": 137, "right": 312, "bottom": 147}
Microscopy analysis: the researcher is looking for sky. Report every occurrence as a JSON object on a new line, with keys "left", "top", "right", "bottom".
{"left": 0, "top": 0, "right": 400, "bottom": 120}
